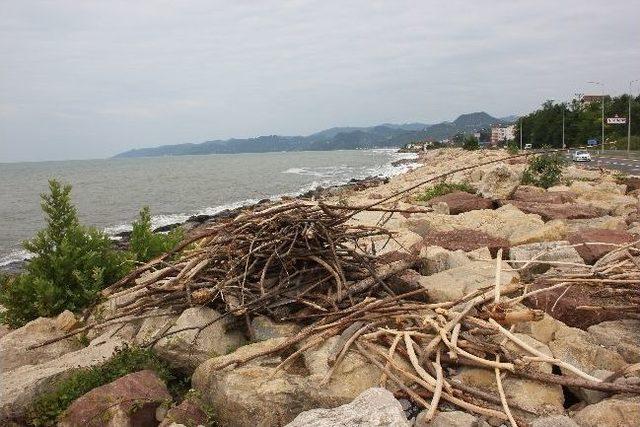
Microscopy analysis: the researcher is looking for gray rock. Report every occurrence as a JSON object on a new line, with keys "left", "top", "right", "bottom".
{"left": 531, "top": 415, "right": 579, "bottom": 427}
{"left": 0, "top": 315, "right": 82, "bottom": 373}
{"left": 155, "top": 306, "right": 246, "bottom": 371}
{"left": 572, "top": 394, "right": 640, "bottom": 427}
{"left": 415, "top": 410, "right": 478, "bottom": 427}
{"left": 285, "top": 388, "right": 410, "bottom": 427}
{"left": 251, "top": 316, "right": 301, "bottom": 341}
{"left": 1, "top": 333, "right": 124, "bottom": 423}
{"left": 509, "top": 240, "right": 585, "bottom": 279}
{"left": 478, "top": 162, "right": 520, "bottom": 200}
{"left": 587, "top": 319, "right": 640, "bottom": 363}
{"left": 419, "top": 245, "right": 471, "bottom": 275}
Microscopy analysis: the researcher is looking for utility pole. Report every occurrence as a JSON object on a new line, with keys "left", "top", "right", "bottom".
{"left": 519, "top": 119, "right": 523, "bottom": 150}
{"left": 588, "top": 81, "right": 605, "bottom": 154}
{"left": 562, "top": 105, "right": 565, "bottom": 149}
{"left": 629, "top": 79, "right": 639, "bottom": 153}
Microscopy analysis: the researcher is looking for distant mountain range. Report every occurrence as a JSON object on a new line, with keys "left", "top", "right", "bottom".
{"left": 113, "top": 112, "right": 516, "bottom": 158}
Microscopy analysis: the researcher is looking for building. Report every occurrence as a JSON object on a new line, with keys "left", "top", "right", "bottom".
{"left": 581, "top": 94, "right": 603, "bottom": 104}
{"left": 490, "top": 124, "right": 516, "bottom": 144}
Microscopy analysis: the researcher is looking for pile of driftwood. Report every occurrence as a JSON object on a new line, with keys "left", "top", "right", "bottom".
{"left": 97, "top": 201, "right": 414, "bottom": 328}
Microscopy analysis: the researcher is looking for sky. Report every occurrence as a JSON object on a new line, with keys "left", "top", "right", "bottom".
{"left": 1, "top": 1, "right": 639, "bottom": 162}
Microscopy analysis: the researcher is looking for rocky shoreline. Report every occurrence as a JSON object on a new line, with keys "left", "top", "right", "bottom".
{"left": 2, "top": 148, "right": 640, "bottom": 427}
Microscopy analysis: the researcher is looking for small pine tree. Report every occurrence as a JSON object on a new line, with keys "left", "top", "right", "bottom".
{"left": 129, "top": 206, "right": 183, "bottom": 263}
{"left": 0, "top": 180, "right": 129, "bottom": 327}
{"left": 521, "top": 152, "right": 567, "bottom": 189}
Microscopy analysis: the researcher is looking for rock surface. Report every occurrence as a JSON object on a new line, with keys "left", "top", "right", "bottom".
{"left": 421, "top": 229, "right": 510, "bottom": 257}
{"left": 572, "top": 394, "right": 640, "bottom": 427}
{"left": 427, "top": 191, "right": 494, "bottom": 214}
{"left": 1, "top": 334, "right": 124, "bottom": 423}
{"left": 416, "top": 260, "right": 518, "bottom": 303}
{"left": 501, "top": 200, "right": 606, "bottom": 221}
{"left": 285, "top": 387, "right": 410, "bottom": 427}
{"left": 567, "top": 227, "right": 637, "bottom": 264}
{"left": 478, "top": 162, "right": 521, "bottom": 199}
{"left": 509, "top": 240, "right": 585, "bottom": 279}
{"left": 0, "top": 315, "right": 82, "bottom": 373}
{"left": 155, "top": 306, "right": 246, "bottom": 371}
{"left": 158, "top": 396, "right": 209, "bottom": 427}
{"left": 587, "top": 319, "right": 640, "bottom": 363}
{"left": 415, "top": 410, "right": 478, "bottom": 427}
{"left": 59, "top": 370, "right": 171, "bottom": 427}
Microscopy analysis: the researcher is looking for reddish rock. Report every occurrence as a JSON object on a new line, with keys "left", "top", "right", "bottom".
{"left": 159, "top": 397, "right": 208, "bottom": 427}
{"left": 501, "top": 200, "right": 606, "bottom": 221}
{"left": 567, "top": 228, "right": 637, "bottom": 264}
{"left": 387, "top": 269, "right": 428, "bottom": 301}
{"left": 428, "top": 191, "right": 494, "bottom": 214}
{"left": 510, "top": 187, "right": 576, "bottom": 204}
{"left": 620, "top": 176, "right": 640, "bottom": 192}
{"left": 423, "top": 229, "right": 509, "bottom": 257}
{"left": 59, "top": 370, "right": 172, "bottom": 427}
{"left": 525, "top": 279, "right": 635, "bottom": 329}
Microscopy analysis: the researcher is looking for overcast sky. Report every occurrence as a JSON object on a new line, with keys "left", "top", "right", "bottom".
{"left": 1, "top": 1, "right": 639, "bottom": 162}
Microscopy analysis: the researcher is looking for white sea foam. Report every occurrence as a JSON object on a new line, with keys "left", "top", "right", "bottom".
{"left": 0, "top": 249, "right": 34, "bottom": 267}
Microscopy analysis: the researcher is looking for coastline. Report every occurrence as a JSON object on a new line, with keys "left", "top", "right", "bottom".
{"left": 0, "top": 149, "right": 421, "bottom": 275}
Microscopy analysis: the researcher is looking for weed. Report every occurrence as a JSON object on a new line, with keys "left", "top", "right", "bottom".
{"left": 415, "top": 182, "right": 475, "bottom": 202}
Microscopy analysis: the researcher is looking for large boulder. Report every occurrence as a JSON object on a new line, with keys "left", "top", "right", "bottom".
{"left": 59, "top": 370, "right": 171, "bottom": 427}
{"left": 134, "top": 309, "right": 178, "bottom": 346}
{"left": 371, "top": 229, "right": 424, "bottom": 264}
{"left": 567, "top": 228, "right": 637, "bottom": 264}
{"left": 547, "top": 326, "right": 627, "bottom": 401}
{"left": 587, "top": 319, "right": 640, "bottom": 363}
{"left": 427, "top": 191, "right": 494, "bottom": 214}
{"left": 0, "top": 314, "right": 83, "bottom": 373}
{"left": 404, "top": 205, "right": 566, "bottom": 246}
{"left": 285, "top": 388, "right": 410, "bottom": 427}
{"left": 416, "top": 260, "right": 519, "bottom": 303}
{"left": 531, "top": 415, "right": 579, "bottom": 427}
{"left": 193, "top": 364, "right": 342, "bottom": 427}
{"left": 154, "top": 307, "right": 246, "bottom": 371}
{"left": 509, "top": 240, "right": 585, "bottom": 279}
{"left": 0, "top": 333, "right": 124, "bottom": 423}
{"left": 572, "top": 395, "right": 640, "bottom": 427}
{"left": 419, "top": 245, "right": 472, "bottom": 275}
{"left": 524, "top": 270, "right": 635, "bottom": 329}
{"left": 510, "top": 186, "right": 576, "bottom": 204}
{"left": 571, "top": 181, "right": 638, "bottom": 216}
{"left": 478, "top": 162, "right": 521, "bottom": 199}
{"left": 564, "top": 215, "right": 627, "bottom": 233}
{"left": 500, "top": 200, "right": 606, "bottom": 221}
{"left": 421, "top": 230, "right": 510, "bottom": 257}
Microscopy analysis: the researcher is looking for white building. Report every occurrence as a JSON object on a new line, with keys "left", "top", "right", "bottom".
{"left": 491, "top": 124, "right": 516, "bottom": 144}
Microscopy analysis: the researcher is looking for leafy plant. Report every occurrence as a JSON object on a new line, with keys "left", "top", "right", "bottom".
{"left": 415, "top": 181, "right": 475, "bottom": 202}
{"left": 506, "top": 141, "right": 519, "bottom": 155}
{"left": 0, "top": 180, "right": 130, "bottom": 327}
{"left": 521, "top": 152, "right": 567, "bottom": 189}
{"left": 28, "top": 345, "right": 188, "bottom": 427}
{"left": 462, "top": 135, "right": 480, "bottom": 151}
{"left": 129, "top": 206, "right": 183, "bottom": 263}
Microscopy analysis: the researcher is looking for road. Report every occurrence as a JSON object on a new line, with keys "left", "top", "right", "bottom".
{"left": 567, "top": 152, "right": 640, "bottom": 175}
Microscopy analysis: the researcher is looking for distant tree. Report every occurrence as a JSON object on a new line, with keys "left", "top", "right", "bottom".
{"left": 462, "top": 135, "right": 480, "bottom": 150}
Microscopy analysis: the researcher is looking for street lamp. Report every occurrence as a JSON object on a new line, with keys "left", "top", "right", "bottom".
{"left": 588, "top": 81, "right": 605, "bottom": 154}
{"left": 629, "top": 79, "right": 639, "bottom": 153}
{"left": 519, "top": 118, "right": 523, "bottom": 150}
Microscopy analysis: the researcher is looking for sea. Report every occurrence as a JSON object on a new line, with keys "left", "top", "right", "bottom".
{"left": 0, "top": 149, "right": 418, "bottom": 265}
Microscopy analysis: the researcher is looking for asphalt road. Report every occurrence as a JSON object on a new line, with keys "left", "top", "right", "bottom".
{"left": 568, "top": 152, "right": 640, "bottom": 175}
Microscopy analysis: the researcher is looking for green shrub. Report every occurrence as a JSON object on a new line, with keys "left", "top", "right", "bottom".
{"left": 416, "top": 182, "right": 475, "bottom": 202}
{"left": 0, "top": 180, "right": 130, "bottom": 327}
{"left": 28, "top": 345, "right": 188, "bottom": 426}
{"left": 129, "top": 206, "right": 183, "bottom": 263}
{"left": 506, "top": 142, "right": 519, "bottom": 155}
{"left": 462, "top": 135, "right": 480, "bottom": 151}
{"left": 521, "top": 152, "right": 567, "bottom": 189}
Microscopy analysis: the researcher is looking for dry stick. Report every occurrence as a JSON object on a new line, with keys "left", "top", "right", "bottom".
{"left": 360, "top": 342, "right": 509, "bottom": 420}
{"left": 322, "top": 322, "right": 373, "bottom": 384}
{"left": 488, "top": 318, "right": 601, "bottom": 383}
{"left": 425, "top": 350, "right": 444, "bottom": 421}
{"left": 495, "top": 353, "right": 518, "bottom": 427}
{"left": 378, "top": 333, "right": 402, "bottom": 387}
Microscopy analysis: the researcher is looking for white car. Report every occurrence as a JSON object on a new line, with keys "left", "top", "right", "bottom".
{"left": 572, "top": 150, "right": 592, "bottom": 162}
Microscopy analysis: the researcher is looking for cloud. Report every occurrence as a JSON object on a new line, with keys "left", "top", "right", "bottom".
{"left": 0, "top": 0, "right": 639, "bottom": 161}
